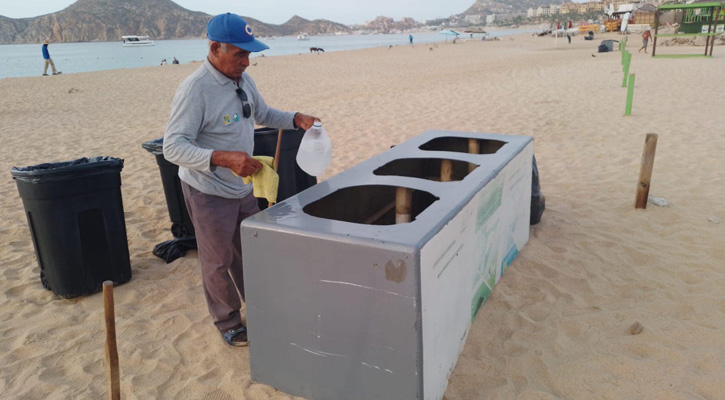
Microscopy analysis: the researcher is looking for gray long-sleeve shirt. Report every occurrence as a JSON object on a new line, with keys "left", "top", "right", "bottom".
{"left": 163, "top": 58, "right": 295, "bottom": 199}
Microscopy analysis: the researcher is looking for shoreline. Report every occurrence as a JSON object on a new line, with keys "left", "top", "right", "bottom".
{"left": 0, "top": 29, "right": 536, "bottom": 80}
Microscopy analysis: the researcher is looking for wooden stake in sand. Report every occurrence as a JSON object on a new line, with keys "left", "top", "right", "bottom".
{"left": 468, "top": 138, "right": 479, "bottom": 173}
{"left": 440, "top": 159, "right": 453, "bottom": 182}
{"left": 269, "top": 129, "right": 284, "bottom": 207}
{"left": 635, "top": 133, "right": 658, "bottom": 209}
{"left": 395, "top": 187, "right": 412, "bottom": 224}
{"left": 273, "top": 129, "right": 283, "bottom": 172}
{"left": 103, "top": 281, "right": 120, "bottom": 400}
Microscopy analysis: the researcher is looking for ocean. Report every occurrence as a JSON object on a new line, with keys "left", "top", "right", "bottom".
{"left": 0, "top": 29, "right": 534, "bottom": 80}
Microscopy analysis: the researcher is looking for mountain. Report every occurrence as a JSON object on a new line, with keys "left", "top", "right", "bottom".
{"left": 0, "top": 0, "right": 350, "bottom": 44}
{"left": 461, "top": 0, "right": 568, "bottom": 16}
{"left": 275, "top": 15, "right": 349, "bottom": 36}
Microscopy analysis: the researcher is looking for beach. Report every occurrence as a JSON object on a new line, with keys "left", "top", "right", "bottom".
{"left": 1, "top": 33, "right": 724, "bottom": 399}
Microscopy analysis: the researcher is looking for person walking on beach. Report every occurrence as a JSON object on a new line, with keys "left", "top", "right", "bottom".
{"left": 409, "top": 34, "right": 413, "bottom": 45}
{"left": 41, "top": 40, "right": 60, "bottom": 76}
{"left": 639, "top": 28, "right": 652, "bottom": 53}
{"left": 163, "top": 12, "right": 319, "bottom": 347}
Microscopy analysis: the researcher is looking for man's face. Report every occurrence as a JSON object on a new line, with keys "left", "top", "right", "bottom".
{"left": 210, "top": 42, "right": 250, "bottom": 80}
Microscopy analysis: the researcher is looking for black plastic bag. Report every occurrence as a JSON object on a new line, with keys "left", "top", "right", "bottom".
{"left": 142, "top": 138, "right": 164, "bottom": 156}
{"left": 152, "top": 237, "right": 197, "bottom": 263}
{"left": 530, "top": 155, "right": 545, "bottom": 225}
{"left": 11, "top": 156, "right": 124, "bottom": 183}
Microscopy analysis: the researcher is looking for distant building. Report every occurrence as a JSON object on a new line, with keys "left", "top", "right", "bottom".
{"left": 465, "top": 15, "right": 484, "bottom": 25}
{"left": 560, "top": 3, "right": 579, "bottom": 15}
{"left": 633, "top": 3, "right": 658, "bottom": 25}
{"left": 605, "top": 0, "right": 634, "bottom": 10}
{"left": 587, "top": 1, "right": 604, "bottom": 12}
{"left": 536, "top": 6, "right": 549, "bottom": 17}
{"left": 525, "top": 1, "right": 661, "bottom": 19}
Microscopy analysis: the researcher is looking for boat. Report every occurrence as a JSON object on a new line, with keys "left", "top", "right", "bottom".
{"left": 297, "top": 33, "right": 310, "bottom": 40}
{"left": 121, "top": 35, "right": 155, "bottom": 47}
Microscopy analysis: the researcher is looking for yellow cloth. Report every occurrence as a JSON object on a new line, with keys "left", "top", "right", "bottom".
{"left": 241, "top": 156, "right": 279, "bottom": 204}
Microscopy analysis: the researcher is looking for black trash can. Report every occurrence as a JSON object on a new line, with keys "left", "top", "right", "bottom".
{"left": 253, "top": 127, "right": 317, "bottom": 209}
{"left": 11, "top": 157, "right": 132, "bottom": 298}
{"left": 601, "top": 39, "right": 616, "bottom": 52}
{"left": 142, "top": 138, "right": 195, "bottom": 238}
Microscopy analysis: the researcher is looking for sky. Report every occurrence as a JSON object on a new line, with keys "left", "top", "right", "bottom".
{"left": 0, "top": 0, "right": 490, "bottom": 25}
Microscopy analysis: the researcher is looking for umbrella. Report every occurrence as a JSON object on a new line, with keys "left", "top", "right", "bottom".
{"left": 439, "top": 29, "right": 460, "bottom": 42}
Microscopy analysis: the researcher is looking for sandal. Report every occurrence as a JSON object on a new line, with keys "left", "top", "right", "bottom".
{"left": 222, "top": 326, "right": 248, "bottom": 347}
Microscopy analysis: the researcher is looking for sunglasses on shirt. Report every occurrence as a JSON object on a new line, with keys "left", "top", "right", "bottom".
{"left": 235, "top": 87, "right": 251, "bottom": 119}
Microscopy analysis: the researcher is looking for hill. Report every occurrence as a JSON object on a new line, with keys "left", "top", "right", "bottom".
{"left": 276, "top": 15, "right": 349, "bottom": 36}
{"left": 0, "top": 0, "right": 350, "bottom": 44}
{"left": 461, "top": 0, "right": 569, "bottom": 16}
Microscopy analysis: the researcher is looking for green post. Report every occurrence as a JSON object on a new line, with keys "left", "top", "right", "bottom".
{"left": 622, "top": 52, "right": 631, "bottom": 87}
{"left": 625, "top": 73, "right": 636, "bottom": 116}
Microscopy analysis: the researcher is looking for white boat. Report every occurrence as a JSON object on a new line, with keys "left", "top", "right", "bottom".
{"left": 122, "top": 35, "right": 155, "bottom": 47}
{"left": 297, "top": 33, "right": 310, "bottom": 40}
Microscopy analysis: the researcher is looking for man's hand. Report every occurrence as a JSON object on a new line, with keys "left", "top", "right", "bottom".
{"left": 211, "top": 150, "right": 263, "bottom": 177}
{"left": 294, "top": 113, "right": 321, "bottom": 130}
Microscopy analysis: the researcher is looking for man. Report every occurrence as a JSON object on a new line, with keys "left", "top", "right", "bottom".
{"left": 639, "top": 28, "right": 652, "bottom": 54}
{"left": 163, "top": 12, "right": 319, "bottom": 347}
{"left": 41, "top": 40, "right": 60, "bottom": 76}
{"left": 172, "top": 57, "right": 180, "bottom": 64}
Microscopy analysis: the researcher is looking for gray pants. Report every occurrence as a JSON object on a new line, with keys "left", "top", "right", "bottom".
{"left": 43, "top": 58, "right": 57, "bottom": 75}
{"left": 181, "top": 182, "right": 260, "bottom": 332}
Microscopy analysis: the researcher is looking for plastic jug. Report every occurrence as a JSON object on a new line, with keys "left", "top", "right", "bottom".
{"left": 296, "top": 122, "right": 331, "bottom": 176}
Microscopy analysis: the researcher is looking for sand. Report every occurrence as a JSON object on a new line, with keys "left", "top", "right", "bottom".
{"left": 1, "top": 33, "right": 724, "bottom": 399}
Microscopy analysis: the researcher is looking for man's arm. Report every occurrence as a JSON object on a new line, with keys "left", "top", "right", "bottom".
{"left": 211, "top": 150, "right": 262, "bottom": 177}
{"left": 293, "top": 112, "right": 319, "bottom": 130}
{"left": 163, "top": 81, "right": 214, "bottom": 172}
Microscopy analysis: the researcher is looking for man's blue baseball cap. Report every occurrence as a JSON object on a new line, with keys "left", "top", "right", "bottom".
{"left": 207, "top": 13, "right": 269, "bottom": 52}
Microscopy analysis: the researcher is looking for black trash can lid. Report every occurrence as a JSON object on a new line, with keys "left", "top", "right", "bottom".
{"left": 142, "top": 138, "right": 164, "bottom": 156}
{"left": 11, "top": 156, "right": 124, "bottom": 183}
